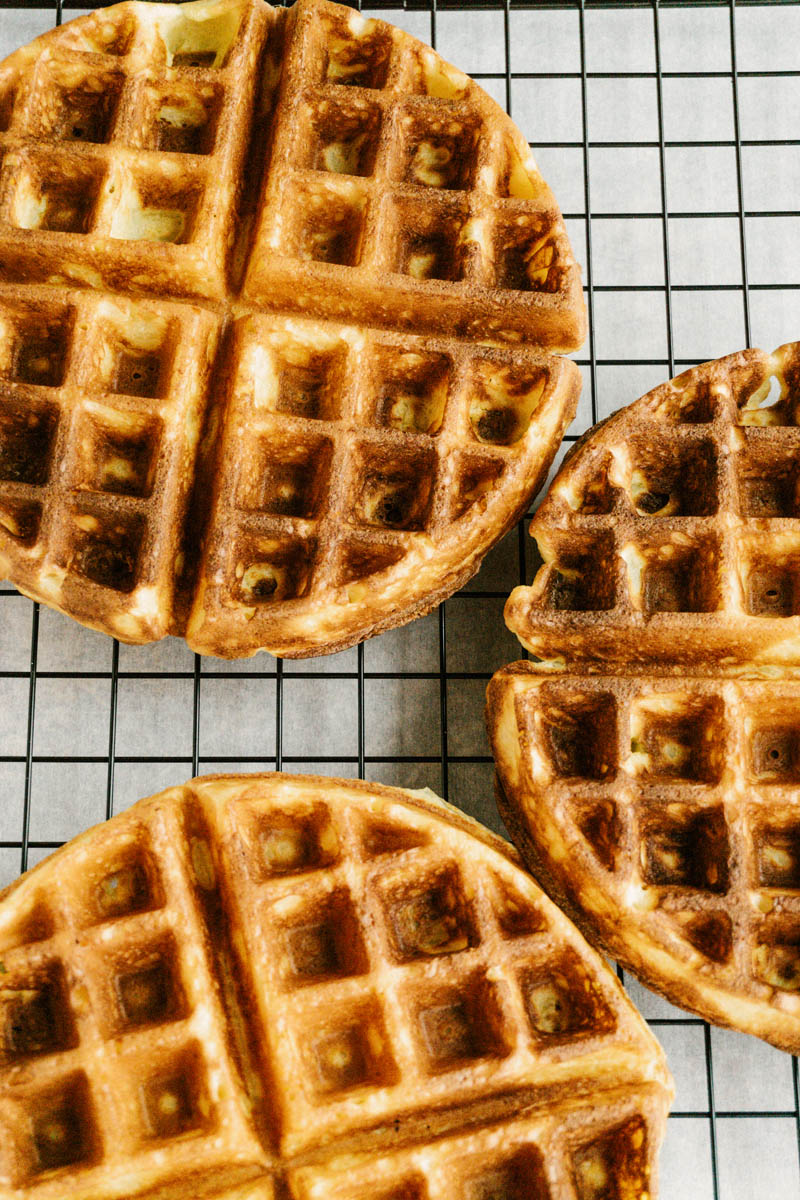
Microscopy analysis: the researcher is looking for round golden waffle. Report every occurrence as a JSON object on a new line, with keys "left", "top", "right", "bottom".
{"left": 0, "top": 0, "right": 585, "bottom": 658}
{"left": 489, "top": 345, "right": 800, "bottom": 1052}
{"left": 0, "top": 774, "right": 671, "bottom": 1199}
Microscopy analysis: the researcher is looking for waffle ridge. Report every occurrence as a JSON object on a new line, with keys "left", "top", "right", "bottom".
{"left": 0, "top": 0, "right": 585, "bottom": 657}
{"left": 0, "top": 774, "right": 672, "bottom": 1199}
{"left": 490, "top": 344, "right": 800, "bottom": 1053}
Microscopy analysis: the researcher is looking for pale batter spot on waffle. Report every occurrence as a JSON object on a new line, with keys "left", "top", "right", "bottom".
{"left": 10, "top": 154, "right": 105, "bottom": 235}
{"left": 388, "top": 195, "right": 471, "bottom": 283}
{"left": 303, "top": 96, "right": 382, "bottom": 178}
{"left": 415, "top": 975, "right": 509, "bottom": 1071}
{"left": 236, "top": 537, "right": 316, "bottom": 605}
{"left": 69, "top": 509, "right": 144, "bottom": 593}
{"left": 113, "top": 943, "right": 184, "bottom": 1032}
{"left": 540, "top": 534, "right": 617, "bottom": 613}
{"left": 382, "top": 864, "right": 474, "bottom": 961}
{"left": 571, "top": 1118, "right": 649, "bottom": 1200}
{"left": 639, "top": 805, "right": 729, "bottom": 893}
{"left": 522, "top": 951, "right": 616, "bottom": 1041}
{"left": 285, "top": 179, "right": 367, "bottom": 266}
{"left": 145, "top": 82, "right": 223, "bottom": 156}
{"left": 397, "top": 108, "right": 482, "bottom": 192}
{"left": 108, "top": 169, "right": 202, "bottom": 245}
{"left": 281, "top": 889, "right": 368, "bottom": 984}
{"left": 492, "top": 218, "right": 560, "bottom": 294}
{"left": 756, "top": 824, "right": 800, "bottom": 890}
{"left": 540, "top": 690, "right": 616, "bottom": 781}
{"left": 1, "top": 966, "right": 75, "bottom": 1062}
{"left": 258, "top": 804, "right": 339, "bottom": 877}
{"left": 753, "top": 924, "right": 800, "bottom": 991}
{"left": 737, "top": 372, "right": 794, "bottom": 427}
{"left": 462, "top": 1145, "right": 548, "bottom": 1200}
{"left": 451, "top": 455, "right": 505, "bottom": 522}
{"left": 626, "top": 436, "right": 718, "bottom": 517}
{"left": 91, "top": 849, "right": 159, "bottom": 923}
{"left": 77, "top": 408, "right": 161, "bottom": 499}
{"left": 309, "top": 1000, "right": 397, "bottom": 1096}
{"left": 371, "top": 347, "right": 450, "bottom": 436}
{"left": 736, "top": 443, "right": 800, "bottom": 518}
{"left": 629, "top": 693, "right": 724, "bottom": 783}
{"left": 469, "top": 360, "right": 548, "bottom": 446}
{"left": 636, "top": 535, "right": 721, "bottom": 615}
{"left": 0, "top": 399, "right": 59, "bottom": 485}
{"left": 354, "top": 445, "right": 436, "bottom": 532}
{"left": 319, "top": 14, "right": 394, "bottom": 90}
{"left": 28, "top": 1074, "right": 97, "bottom": 1176}
{"left": 141, "top": 1045, "right": 212, "bottom": 1140}
{"left": 241, "top": 434, "right": 333, "bottom": 519}
{"left": 24, "top": 64, "right": 123, "bottom": 145}
{"left": 156, "top": 5, "right": 245, "bottom": 70}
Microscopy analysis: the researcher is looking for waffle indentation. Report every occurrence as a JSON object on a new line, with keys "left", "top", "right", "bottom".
{"left": 146, "top": 83, "right": 222, "bottom": 155}
{"left": 70, "top": 511, "right": 144, "bottom": 593}
{"left": 309, "top": 1001, "right": 397, "bottom": 1095}
{"left": 285, "top": 180, "right": 366, "bottom": 266}
{"left": 463, "top": 1147, "right": 549, "bottom": 1200}
{"left": 141, "top": 1046, "right": 211, "bottom": 1140}
{"left": 572, "top": 1118, "right": 649, "bottom": 1200}
{"left": 307, "top": 97, "right": 382, "bottom": 177}
{"left": 638, "top": 536, "right": 720, "bottom": 614}
{"left": 12, "top": 158, "right": 104, "bottom": 235}
{"left": 541, "top": 533, "right": 617, "bottom": 612}
{"left": 371, "top": 348, "right": 450, "bottom": 436}
{"left": 737, "top": 445, "right": 800, "bottom": 518}
{"left": 161, "top": 7, "right": 243, "bottom": 70}
{"left": 415, "top": 975, "right": 509, "bottom": 1071}
{"left": 627, "top": 437, "right": 717, "bottom": 517}
{"left": 630, "top": 694, "right": 724, "bottom": 783}
{"left": 354, "top": 445, "right": 436, "bottom": 532}
{"left": 258, "top": 805, "right": 339, "bottom": 877}
{"left": 321, "top": 17, "right": 393, "bottom": 89}
{"left": 389, "top": 197, "right": 471, "bottom": 282}
{"left": 2, "top": 307, "right": 71, "bottom": 389}
{"left": 79, "top": 408, "right": 161, "bottom": 499}
{"left": 241, "top": 435, "right": 333, "bottom": 519}
{"left": 30, "top": 1075, "right": 96, "bottom": 1175}
{"left": 744, "top": 556, "right": 800, "bottom": 617}
{"left": 540, "top": 691, "right": 616, "bottom": 781}
{"left": 92, "top": 850, "right": 158, "bottom": 923}
{"left": 0, "top": 401, "right": 58, "bottom": 485}
{"left": 282, "top": 889, "right": 369, "bottom": 984}
{"left": 397, "top": 109, "right": 481, "bottom": 192}
{"left": 383, "top": 865, "right": 474, "bottom": 962}
{"left": 0, "top": 498, "right": 41, "bottom": 544}
{"left": 522, "top": 951, "right": 616, "bottom": 1041}
{"left": 751, "top": 724, "right": 800, "bottom": 781}
{"left": 1, "top": 967, "right": 74, "bottom": 1062}
{"left": 468, "top": 360, "right": 548, "bottom": 447}
{"left": 757, "top": 825, "right": 800, "bottom": 890}
{"left": 753, "top": 926, "right": 800, "bottom": 991}
{"left": 640, "top": 805, "right": 729, "bottom": 893}
{"left": 109, "top": 170, "right": 202, "bottom": 244}
{"left": 236, "top": 537, "right": 316, "bottom": 605}
{"left": 28, "top": 67, "right": 122, "bottom": 144}
{"left": 493, "top": 218, "right": 559, "bottom": 293}
{"left": 115, "top": 943, "right": 183, "bottom": 1032}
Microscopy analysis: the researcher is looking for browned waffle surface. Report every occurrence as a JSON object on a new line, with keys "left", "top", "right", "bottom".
{"left": 505, "top": 343, "right": 800, "bottom": 668}
{"left": 0, "top": 0, "right": 585, "bottom": 657}
{"left": 488, "top": 664, "right": 800, "bottom": 1053}
{"left": 0, "top": 774, "right": 671, "bottom": 1199}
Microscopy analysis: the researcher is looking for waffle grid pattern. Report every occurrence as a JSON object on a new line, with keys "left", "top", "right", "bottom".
{"left": 506, "top": 344, "right": 800, "bottom": 665}
{"left": 0, "top": 778, "right": 667, "bottom": 1198}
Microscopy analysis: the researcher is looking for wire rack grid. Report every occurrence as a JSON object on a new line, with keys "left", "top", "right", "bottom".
{"left": 1, "top": 0, "right": 799, "bottom": 1197}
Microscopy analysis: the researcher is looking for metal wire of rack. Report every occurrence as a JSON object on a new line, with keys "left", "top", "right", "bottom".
{"left": 1, "top": 1, "right": 800, "bottom": 1197}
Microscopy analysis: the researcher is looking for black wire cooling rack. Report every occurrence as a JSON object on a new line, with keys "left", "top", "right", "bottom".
{"left": 2, "top": 1, "right": 800, "bottom": 1196}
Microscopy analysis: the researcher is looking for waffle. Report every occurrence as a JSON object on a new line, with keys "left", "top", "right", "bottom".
{"left": 0, "top": 0, "right": 585, "bottom": 658}
{"left": 489, "top": 345, "right": 800, "bottom": 1052}
{"left": 0, "top": 773, "right": 672, "bottom": 1199}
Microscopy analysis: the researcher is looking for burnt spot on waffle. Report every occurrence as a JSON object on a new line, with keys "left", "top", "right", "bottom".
{"left": 0, "top": 497, "right": 41, "bottom": 544}
{"left": 625, "top": 435, "right": 718, "bottom": 517}
{"left": 462, "top": 1146, "right": 549, "bottom": 1200}
{"left": 522, "top": 951, "right": 616, "bottom": 1042}
{"left": 0, "top": 964, "right": 75, "bottom": 1063}
{"left": 381, "top": 864, "right": 474, "bottom": 962}
{"left": 308, "top": 1000, "right": 397, "bottom": 1095}
{"left": 145, "top": 83, "right": 223, "bottom": 156}
{"left": 140, "top": 1045, "right": 212, "bottom": 1140}
{"left": 681, "top": 911, "right": 733, "bottom": 964}
{"left": 468, "top": 360, "right": 549, "bottom": 447}
{"left": 414, "top": 974, "right": 509, "bottom": 1071}
{"left": 235, "top": 536, "right": 317, "bottom": 605}
{"left": 574, "top": 801, "right": 621, "bottom": 873}
{"left": 28, "top": 1074, "right": 98, "bottom": 1175}
{"left": 280, "top": 888, "right": 369, "bottom": 985}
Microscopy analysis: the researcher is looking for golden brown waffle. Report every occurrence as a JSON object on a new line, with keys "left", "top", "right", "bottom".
{"left": 0, "top": 0, "right": 585, "bottom": 658}
{"left": 490, "top": 345, "right": 800, "bottom": 1052}
{"left": 505, "top": 343, "right": 800, "bottom": 667}
{"left": 0, "top": 773, "right": 671, "bottom": 1199}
